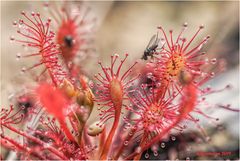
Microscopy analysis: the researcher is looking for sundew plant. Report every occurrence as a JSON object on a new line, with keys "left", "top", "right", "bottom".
{"left": 1, "top": 1, "right": 239, "bottom": 160}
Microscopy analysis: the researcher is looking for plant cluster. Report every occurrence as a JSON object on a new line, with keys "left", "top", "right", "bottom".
{"left": 1, "top": 1, "right": 237, "bottom": 160}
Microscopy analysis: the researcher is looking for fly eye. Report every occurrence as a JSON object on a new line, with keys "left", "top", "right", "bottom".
{"left": 64, "top": 35, "right": 73, "bottom": 47}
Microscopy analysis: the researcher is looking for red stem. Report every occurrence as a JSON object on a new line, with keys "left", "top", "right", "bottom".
{"left": 59, "top": 119, "right": 75, "bottom": 142}
{"left": 133, "top": 133, "right": 147, "bottom": 161}
{"left": 1, "top": 134, "right": 47, "bottom": 160}
{"left": 113, "top": 126, "right": 137, "bottom": 160}
{"left": 100, "top": 106, "right": 121, "bottom": 160}
{"left": 3, "top": 124, "right": 68, "bottom": 160}
{"left": 98, "top": 127, "right": 106, "bottom": 156}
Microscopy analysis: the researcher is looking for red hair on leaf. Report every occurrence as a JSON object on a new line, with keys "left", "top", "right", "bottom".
{"left": 44, "top": 1, "right": 97, "bottom": 64}
{"left": 150, "top": 24, "right": 214, "bottom": 99}
{"left": 125, "top": 82, "right": 197, "bottom": 160}
{"left": 12, "top": 11, "right": 68, "bottom": 86}
{"left": 94, "top": 54, "right": 139, "bottom": 160}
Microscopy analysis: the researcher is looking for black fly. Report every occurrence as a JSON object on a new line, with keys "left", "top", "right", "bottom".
{"left": 64, "top": 35, "right": 73, "bottom": 48}
{"left": 142, "top": 33, "right": 160, "bottom": 60}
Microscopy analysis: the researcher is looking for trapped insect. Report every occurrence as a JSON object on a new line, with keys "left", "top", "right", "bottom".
{"left": 64, "top": 35, "right": 74, "bottom": 48}
{"left": 142, "top": 33, "right": 160, "bottom": 60}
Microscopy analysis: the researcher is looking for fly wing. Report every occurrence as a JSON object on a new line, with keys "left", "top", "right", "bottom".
{"left": 157, "top": 38, "right": 165, "bottom": 49}
{"left": 146, "top": 34, "right": 157, "bottom": 49}
{"left": 154, "top": 32, "right": 160, "bottom": 47}
{"left": 156, "top": 37, "right": 160, "bottom": 44}
{"left": 149, "top": 37, "right": 160, "bottom": 50}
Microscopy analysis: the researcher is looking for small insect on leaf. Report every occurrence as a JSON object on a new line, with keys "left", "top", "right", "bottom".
{"left": 64, "top": 35, "right": 74, "bottom": 48}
